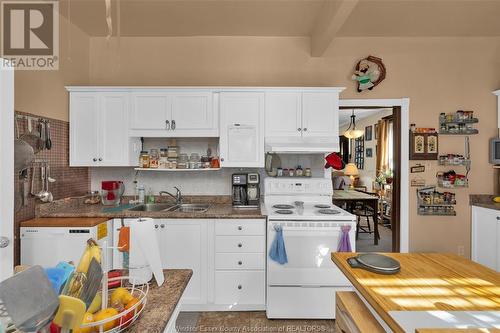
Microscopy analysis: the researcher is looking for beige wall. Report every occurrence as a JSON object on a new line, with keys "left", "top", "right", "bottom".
{"left": 14, "top": 29, "right": 500, "bottom": 256}
{"left": 88, "top": 36, "right": 500, "bottom": 257}
{"left": 13, "top": 8, "right": 90, "bottom": 121}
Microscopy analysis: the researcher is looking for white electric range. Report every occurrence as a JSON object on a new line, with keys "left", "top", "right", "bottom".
{"left": 263, "top": 177, "right": 356, "bottom": 319}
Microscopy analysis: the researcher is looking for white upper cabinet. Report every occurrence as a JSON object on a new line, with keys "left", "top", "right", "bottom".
{"left": 129, "top": 91, "right": 217, "bottom": 137}
{"left": 70, "top": 93, "right": 100, "bottom": 166}
{"left": 265, "top": 90, "right": 341, "bottom": 139}
{"left": 219, "top": 92, "right": 265, "bottom": 167}
{"left": 130, "top": 92, "right": 170, "bottom": 130}
{"left": 69, "top": 91, "right": 139, "bottom": 167}
{"left": 301, "top": 92, "right": 339, "bottom": 137}
{"left": 265, "top": 92, "right": 302, "bottom": 137}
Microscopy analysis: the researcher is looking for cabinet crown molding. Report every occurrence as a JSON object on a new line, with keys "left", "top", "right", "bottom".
{"left": 65, "top": 86, "right": 346, "bottom": 93}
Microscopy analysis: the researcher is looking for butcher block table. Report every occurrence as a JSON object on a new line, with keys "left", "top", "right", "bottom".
{"left": 332, "top": 253, "right": 500, "bottom": 333}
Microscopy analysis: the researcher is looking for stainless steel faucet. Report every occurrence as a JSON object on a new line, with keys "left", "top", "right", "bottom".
{"left": 159, "top": 186, "right": 183, "bottom": 205}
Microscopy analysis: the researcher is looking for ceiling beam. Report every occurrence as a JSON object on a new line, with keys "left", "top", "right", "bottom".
{"left": 310, "top": 0, "right": 359, "bottom": 57}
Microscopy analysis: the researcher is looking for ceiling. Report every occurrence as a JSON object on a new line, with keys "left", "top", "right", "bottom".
{"left": 339, "top": 108, "right": 390, "bottom": 127}
{"left": 57, "top": 0, "right": 500, "bottom": 38}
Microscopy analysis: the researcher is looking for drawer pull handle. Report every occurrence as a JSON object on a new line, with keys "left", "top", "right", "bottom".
{"left": 237, "top": 285, "right": 242, "bottom": 290}
{"left": 497, "top": 217, "right": 500, "bottom": 220}
{"left": 161, "top": 224, "right": 165, "bottom": 228}
{"left": 155, "top": 225, "right": 159, "bottom": 229}
{"left": 238, "top": 226, "right": 243, "bottom": 230}
{"left": 238, "top": 243, "right": 242, "bottom": 248}
{"left": 238, "top": 261, "right": 243, "bottom": 265}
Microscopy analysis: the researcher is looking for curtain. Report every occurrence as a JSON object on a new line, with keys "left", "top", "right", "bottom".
{"left": 376, "top": 119, "right": 390, "bottom": 174}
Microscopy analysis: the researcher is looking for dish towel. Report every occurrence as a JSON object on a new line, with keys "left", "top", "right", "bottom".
{"left": 337, "top": 225, "right": 352, "bottom": 252}
{"left": 269, "top": 224, "right": 288, "bottom": 265}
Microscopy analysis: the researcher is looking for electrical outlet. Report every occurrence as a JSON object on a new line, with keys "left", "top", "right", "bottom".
{"left": 457, "top": 245, "right": 465, "bottom": 257}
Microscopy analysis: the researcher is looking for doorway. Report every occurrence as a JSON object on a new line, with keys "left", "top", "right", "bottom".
{"left": 337, "top": 103, "right": 405, "bottom": 253}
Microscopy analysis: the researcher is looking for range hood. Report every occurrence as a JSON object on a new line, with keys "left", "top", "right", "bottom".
{"left": 265, "top": 137, "right": 339, "bottom": 154}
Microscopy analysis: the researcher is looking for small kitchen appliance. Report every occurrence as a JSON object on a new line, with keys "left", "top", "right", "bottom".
{"left": 264, "top": 177, "right": 356, "bottom": 319}
{"left": 246, "top": 173, "right": 260, "bottom": 206}
{"left": 232, "top": 173, "right": 260, "bottom": 208}
{"left": 101, "top": 181, "right": 124, "bottom": 206}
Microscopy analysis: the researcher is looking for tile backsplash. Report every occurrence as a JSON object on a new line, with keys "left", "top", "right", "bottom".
{"left": 14, "top": 112, "right": 90, "bottom": 264}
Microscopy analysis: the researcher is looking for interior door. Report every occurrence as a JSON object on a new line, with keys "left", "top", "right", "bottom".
{"left": 0, "top": 61, "right": 14, "bottom": 280}
{"left": 99, "top": 93, "right": 130, "bottom": 166}
{"left": 170, "top": 92, "right": 215, "bottom": 135}
{"left": 301, "top": 92, "right": 339, "bottom": 137}
{"left": 70, "top": 92, "right": 100, "bottom": 166}
{"left": 265, "top": 92, "right": 302, "bottom": 137}
{"left": 130, "top": 92, "right": 170, "bottom": 130}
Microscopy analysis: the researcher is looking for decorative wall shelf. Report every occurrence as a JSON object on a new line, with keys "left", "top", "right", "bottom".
{"left": 417, "top": 186, "right": 457, "bottom": 216}
{"left": 437, "top": 179, "right": 468, "bottom": 189}
{"left": 439, "top": 129, "right": 479, "bottom": 135}
{"left": 438, "top": 159, "right": 471, "bottom": 166}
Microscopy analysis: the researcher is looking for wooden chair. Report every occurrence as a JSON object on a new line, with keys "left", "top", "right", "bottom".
{"left": 353, "top": 202, "right": 375, "bottom": 240}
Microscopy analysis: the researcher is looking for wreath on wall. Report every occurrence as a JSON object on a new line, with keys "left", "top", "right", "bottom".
{"left": 351, "top": 55, "right": 386, "bottom": 92}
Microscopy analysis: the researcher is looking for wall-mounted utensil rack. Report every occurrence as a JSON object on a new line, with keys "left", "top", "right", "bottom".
{"left": 417, "top": 186, "right": 456, "bottom": 216}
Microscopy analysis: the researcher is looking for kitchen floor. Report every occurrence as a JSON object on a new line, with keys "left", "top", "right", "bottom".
{"left": 355, "top": 219, "right": 392, "bottom": 253}
{"left": 176, "top": 311, "right": 336, "bottom": 332}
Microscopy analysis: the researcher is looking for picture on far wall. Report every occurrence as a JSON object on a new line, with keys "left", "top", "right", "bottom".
{"left": 375, "top": 123, "right": 379, "bottom": 139}
{"left": 366, "top": 148, "right": 373, "bottom": 157}
{"left": 365, "top": 125, "right": 373, "bottom": 141}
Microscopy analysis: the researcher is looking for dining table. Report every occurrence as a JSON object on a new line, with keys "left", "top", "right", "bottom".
{"left": 332, "top": 189, "right": 380, "bottom": 245}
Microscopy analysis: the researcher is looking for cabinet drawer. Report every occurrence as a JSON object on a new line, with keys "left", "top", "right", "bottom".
{"left": 215, "top": 253, "right": 265, "bottom": 270}
{"left": 215, "top": 271, "right": 265, "bottom": 305}
{"left": 215, "top": 219, "right": 265, "bottom": 236}
{"left": 215, "top": 236, "right": 265, "bottom": 253}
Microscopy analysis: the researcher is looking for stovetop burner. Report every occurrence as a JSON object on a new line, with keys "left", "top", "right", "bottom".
{"left": 314, "top": 204, "right": 331, "bottom": 209}
{"left": 275, "top": 209, "right": 294, "bottom": 215}
{"left": 318, "top": 209, "right": 341, "bottom": 215}
{"left": 273, "top": 204, "right": 295, "bottom": 209}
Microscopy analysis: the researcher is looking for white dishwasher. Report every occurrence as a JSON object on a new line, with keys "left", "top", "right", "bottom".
{"left": 20, "top": 220, "right": 113, "bottom": 271}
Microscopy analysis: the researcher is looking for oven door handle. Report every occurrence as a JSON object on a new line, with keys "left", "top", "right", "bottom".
{"left": 273, "top": 226, "right": 343, "bottom": 232}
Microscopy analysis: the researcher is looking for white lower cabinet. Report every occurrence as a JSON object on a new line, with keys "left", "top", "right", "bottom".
{"left": 213, "top": 219, "right": 266, "bottom": 310}
{"left": 215, "top": 271, "right": 266, "bottom": 305}
{"left": 471, "top": 206, "right": 500, "bottom": 271}
{"left": 118, "top": 218, "right": 266, "bottom": 311}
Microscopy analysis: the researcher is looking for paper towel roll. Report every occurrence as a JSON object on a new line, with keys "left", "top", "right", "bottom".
{"left": 129, "top": 218, "right": 165, "bottom": 286}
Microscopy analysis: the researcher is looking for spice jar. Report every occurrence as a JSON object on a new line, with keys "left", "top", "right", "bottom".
{"left": 150, "top": 149, "right": 159, "bottom": 168}
{"left": 139, "top": 151, "right": 150, "bottom": 168}
{"left": 289, "top": 168, "right": 295, "bottom": 177}
{"left": 304, "top": 168, "right": 312, "bottom": 177}
{"left": 201, "top": 156, "right": 211, "bottom": 169}
{"left": 159, "top": 149, "right": 168, "bottom": 169}
{"left": 296, "top": 165, "right": 303, "bottom": 177}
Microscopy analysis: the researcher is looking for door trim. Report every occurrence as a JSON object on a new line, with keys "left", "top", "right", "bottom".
{"left": 0, "top": 60, "right": 14, "bottom": 280}
{"left": 339, "top": 98, "right": 410, "bottom": 253}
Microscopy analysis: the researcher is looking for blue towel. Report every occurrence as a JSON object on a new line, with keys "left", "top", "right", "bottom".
{"left": 269, "top": 225, "right": 288, "bottom": 265}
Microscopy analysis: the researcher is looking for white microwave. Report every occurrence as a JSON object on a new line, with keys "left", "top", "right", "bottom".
{"left": 490, "top": 138, "right": 500, "bottom": 164}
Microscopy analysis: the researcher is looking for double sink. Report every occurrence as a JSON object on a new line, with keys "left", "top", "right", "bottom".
{"left": 127, "top": 203, "right": 210, "bottom": 213}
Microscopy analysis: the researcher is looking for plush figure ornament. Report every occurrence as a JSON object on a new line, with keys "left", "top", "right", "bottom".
{"left": 351, "top": 56, "right": 386, "bottom": 93}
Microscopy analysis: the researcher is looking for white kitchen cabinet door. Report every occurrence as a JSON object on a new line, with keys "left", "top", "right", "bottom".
{"left": 301, "top": 92, "right": 339, "bottom": 138}
{"left": 471, "top": 206, "right": 500, "bottom": 271}
{"left": 265, "top": 92, "right": 302, "bottom": 137}
{"left": 219, "top": 92, "right": 265, "bottom": 167}
{"left": 130, "top": 92, "right": 170, "bottom": 130}
{"left": 99, "top": 93, "right": 131, "bottom": 166}
{"left": 70, "top": 92, "right": 100, "bottom": 166}
{"left": 162, "top": 219, "right": 208, "bottom": 305}
{"left": 170, "top": 92, "right": 217, "bottom": 136}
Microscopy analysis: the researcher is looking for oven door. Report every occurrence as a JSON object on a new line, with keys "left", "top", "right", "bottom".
{"left": 267, "top": 220, "right": 354, "bottom": 286}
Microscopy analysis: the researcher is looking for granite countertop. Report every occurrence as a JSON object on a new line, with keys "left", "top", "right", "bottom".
{"left": 36, "top": 196, "right": 265, "bottom": 219}
{"left": 469, "top": 194, "right": 500, "bottom": 211}
{"left": 128, "top": 269, "right": 192, "bottom": 333}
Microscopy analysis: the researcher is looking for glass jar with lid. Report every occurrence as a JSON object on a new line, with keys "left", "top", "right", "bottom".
{"left": 177, "top": 153, "right": 189, "bottom": 169}
{"left": 139, "top": 151, "right": 150, "bottom": 168}
{"left": 189, "top": 153, "right": 201, "bottom": 169}
{"left": 149, "top": 149, "right": 159, "bottom": 168}
{"left": 159, "top": 149, "right": 168, "bottom": 169}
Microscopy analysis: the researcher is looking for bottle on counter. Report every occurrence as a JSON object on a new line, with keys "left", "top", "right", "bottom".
{"left": 138, "top": 185, "right": 146, "bottom": 204}
{"left": 147, "top": 188, "right": 155, "bottom": 204}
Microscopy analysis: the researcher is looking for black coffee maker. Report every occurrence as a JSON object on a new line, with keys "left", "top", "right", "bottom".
{"left": 232, "top": 173, "right": 260, "bottom": 208}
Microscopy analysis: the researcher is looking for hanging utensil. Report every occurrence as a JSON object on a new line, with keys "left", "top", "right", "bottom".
{"left": 14, "top": 116, "right": 34, "bottom": 172}
{"left": 45, "top": 120, "right": 52, "bottom": 150}
{"left": 19, "top": 117, "right": 43, "bottom": 154}
{"left": 39, "top": 164, "right": 53, "bottom": 203}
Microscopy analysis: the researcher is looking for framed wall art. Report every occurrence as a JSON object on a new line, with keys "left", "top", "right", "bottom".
{"left": 409, "top": 131, "right": 438, "bottom": 160}
{"left": 365, "top": 125, "right": 372, "bottom": 141}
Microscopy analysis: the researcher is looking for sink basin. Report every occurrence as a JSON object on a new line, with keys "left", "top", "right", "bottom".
{"left": 171, "top": 204, "right": 210, "bottom": 213}
{"left": 127, "top": 203, "right": 175, "bottom": 212}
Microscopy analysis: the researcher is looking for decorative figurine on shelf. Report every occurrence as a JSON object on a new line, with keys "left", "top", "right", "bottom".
{"left": 351, "top": 55, "right": 386, "bottom": 92}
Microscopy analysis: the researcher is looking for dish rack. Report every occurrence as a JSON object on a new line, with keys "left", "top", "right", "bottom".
{"left": 81, "top": 276, "right": 149, "bottom": 333}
